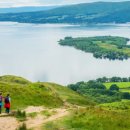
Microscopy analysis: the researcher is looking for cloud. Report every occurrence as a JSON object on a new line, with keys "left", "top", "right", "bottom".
{"left": 0, "top": 0, "right": 41, "bottom": 7}
{"left": 0, "top": 0, "right": 125, "bottom": 7}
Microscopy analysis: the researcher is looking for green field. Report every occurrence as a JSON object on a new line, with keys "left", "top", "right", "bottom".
{"left": 104, "top": 82, "right": 130, "bottom": 89}
{"left": 104, "top": 82, "right": 130, "bottom": 93}
{"left": 120, "top": 89, "right": 130, "bottom": 93}
{"left": 99, "top": 43, "right": 130, "bottom": 56}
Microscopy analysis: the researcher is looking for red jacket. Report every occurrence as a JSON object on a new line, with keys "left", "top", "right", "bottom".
{"left": 4, "top": 97, "right": 11, "bottom": 108}
{"left": 4, "top": 103, "right": 10, "bottom": 108}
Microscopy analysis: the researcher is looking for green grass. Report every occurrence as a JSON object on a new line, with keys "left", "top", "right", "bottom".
{"left": 99, "top": 43, "right": 130, "bottom": 56}
{"left": 120, "top": 88, "right": 130, "bottom": 93}
{"left": 0, "top": 75, "right": 31, "bottom": 85}
{"left": 104, "top": 82, "right": 130, "bottom": 93}
{"left": 28, "top": 112, "right": 38, "bottom": 118}
{"left": 0, "top": 82, "right": 63, "bottom": 109}
{"left": 0, "top": 75, "right": 91, "bottom": 110}
{"left": 100, "top": 100, "right": 130, "bottom": 110}
{"left": 17, "top": 123, "right": 27, "bottom": 130}
{"left": 98, "top": 43, "right": 118, "bottom": 51}
{"left": 43, "top": 106, "right": 130, "bottom": 130}
{"left": 44, "top": 82, "right": 95, "bottom": 106}
{"left": 43, "top": 122, "right": 61, "bottom": 130}
{"left": 104, "top": 82, "right": 130, "bottom": 89}
{"left": 41, "top": 110, "right": 56, "bottom": 117}
{"left": 15, "top": 110, "right": 27, "bottom": 121}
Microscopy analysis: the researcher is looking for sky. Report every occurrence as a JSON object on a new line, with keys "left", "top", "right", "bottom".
{"left": 0, "top": 0, "right": 127, "bottom": 8}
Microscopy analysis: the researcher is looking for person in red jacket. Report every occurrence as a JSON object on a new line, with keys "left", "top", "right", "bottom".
{"left": 4, "top": 94, "right": 11, "bottom": 114}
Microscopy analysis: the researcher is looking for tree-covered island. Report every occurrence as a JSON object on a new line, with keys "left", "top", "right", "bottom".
{"left": 59, "top": 36, "right": 130, "bottom": 60}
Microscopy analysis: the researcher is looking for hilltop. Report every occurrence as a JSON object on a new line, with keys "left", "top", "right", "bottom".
{"left": 0, "top": 6, "right": 58, "bottom": 14}
{"left": 0, "top": 1, "right": 130, "bottom": 24}
{"left": 0, "top": 75, "right": 92, "bottom": 109}
{"left": 0, "top": 75, "right": 31, "bottom": 85}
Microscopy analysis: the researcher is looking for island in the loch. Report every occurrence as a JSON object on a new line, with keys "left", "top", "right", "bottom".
{"left": 59, "top": 36, "right": 130, "bottom": 60}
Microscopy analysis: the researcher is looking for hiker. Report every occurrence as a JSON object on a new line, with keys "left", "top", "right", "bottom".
{"left": 0, "top": 92, "right": 3, "bottom": 114}
{"left": 4, "top": 94, "right": 11, "bottom": 114}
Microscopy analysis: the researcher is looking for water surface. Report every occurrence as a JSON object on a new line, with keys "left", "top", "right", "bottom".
{"left": 0, "top": 22, "right": 130, "bottom": 85}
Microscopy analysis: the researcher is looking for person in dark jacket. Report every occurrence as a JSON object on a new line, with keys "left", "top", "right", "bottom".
{"left": 4, "top": 94, "right": 11, "bottom": 114}
{"left": 0, "top": 92, "right": 3, "bottom": 114}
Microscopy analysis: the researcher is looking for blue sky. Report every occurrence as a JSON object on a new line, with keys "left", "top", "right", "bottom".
{"left": 0, "top": 0, "right": 127, "bottom": 8}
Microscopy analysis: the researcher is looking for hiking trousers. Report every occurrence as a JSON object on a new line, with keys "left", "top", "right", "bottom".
{"left": 5, "top": 108, "right": 10, "bottom": 113}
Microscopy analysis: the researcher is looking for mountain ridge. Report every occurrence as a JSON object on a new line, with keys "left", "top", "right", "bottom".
{"left": 0, "top": 1, "right": 130, "bottom": 24}
{"left": 0, "top": 6, "right": 58, "bottom": 13}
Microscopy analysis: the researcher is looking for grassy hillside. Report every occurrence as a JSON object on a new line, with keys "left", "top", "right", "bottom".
{"left": 0, "top": 75, "right": 92, "bottom": 110}
{"left": 1, "top": 75, "right": 130, "bottom": 130}
{"left": 0, "top": 75, "right": 31, "bottom": 85}
{"left": 43, "top": 92, "right": 130, "bottom": 130}
{"left": 43, "top": 82, "right": 94, "bottom": 106}
{"left": 100, "top": 100, "right": 130, "bottom": 110}
{"left": 0, "top": 2, "right": 130, "bottom": 23}
{"left": 43, "top": 106, "right": 130, "bottom": 130}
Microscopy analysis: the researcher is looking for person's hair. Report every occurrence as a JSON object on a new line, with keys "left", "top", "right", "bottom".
{"left": 0, "top": 92, "right": 2, "bottom": 95}
{"left": 7, "top": 94, "right": 10, "bottom": 97}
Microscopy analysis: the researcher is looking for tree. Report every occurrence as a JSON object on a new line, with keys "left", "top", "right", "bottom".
{"left": 122, "top": 92, "right": 130, "bottom": 99}
{"left": 96, "top": 77, "right": 108, "bottom": 83}
{"left": 87, "top": 80, "right": 106, "bottom": 89}
{"left": 110, "top": 77, "right": 122, "bottom": 82}
{"left": 128, "top": 77, "right": 130, "bottom": 82}
{"left": 68, "top": 84, "right": 78, "bottom": 91}
{"left": 65, "top": 36, "right": 72, "bottom": 40}
{"left": 109, "top": 84, "right": 119, "bottom": 91}
{"left": 122, "top": 78, "right": 128, "bottom": 82}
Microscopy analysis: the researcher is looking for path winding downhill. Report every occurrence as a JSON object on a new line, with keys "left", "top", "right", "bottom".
{"left": 28, "top": 108, "right": 68, "bottom": 129}
{"left": 0, "top": 106, "right": 69, "bottom": 130}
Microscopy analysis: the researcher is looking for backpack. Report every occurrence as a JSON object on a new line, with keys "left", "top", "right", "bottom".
{"left": 5, "top": 97, "right": 9, "bottom": 103}
{"left": 0, "top": 96, "right": 2, "bottom": 103}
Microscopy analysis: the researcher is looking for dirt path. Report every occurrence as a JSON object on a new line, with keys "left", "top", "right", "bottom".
{"left": 0, "top": 106, "right": 69, "bottom": 130}
{"left": 0, "top": 116, "right": 19, "bottom": 130}
{"left": 24, "top": 106, "right": 45, "bottom": 113}
{"left": 42, "top": 108, "right": 68, "bottom": 123}
{"left": 28, "top": 108, "right": 68, "bottom": 129}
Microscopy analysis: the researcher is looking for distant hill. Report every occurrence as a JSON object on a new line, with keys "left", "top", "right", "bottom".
{"left": 0, "top": 1, "right": 130, "bottom": 23}
{"left": 0, "top": 6, "right": 58, "bottom": 13}
{"left": 0, "top": 75, "right": 31, "bottom": 85}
